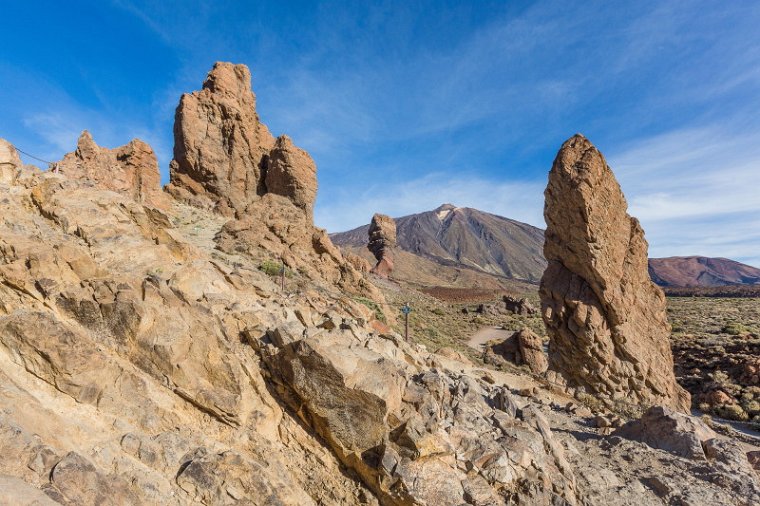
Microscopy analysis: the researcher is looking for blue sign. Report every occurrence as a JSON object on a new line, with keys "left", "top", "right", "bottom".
{"left": 401, "top": 304, "right": 412, "bottom": 315}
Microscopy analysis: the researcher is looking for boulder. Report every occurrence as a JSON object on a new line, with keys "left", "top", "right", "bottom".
{"left": 259, "top": 328, "right": 579, "bottom": 505}
{"left": 367, "top": 213, "right": 397, "bottom": 278}
{"left": 540, "top": 134, "right": 690, "bottom": 412}
{"left": 56, "top": 131, "right": 167, "bottom": 208}
{"left": 613, "top": 406, "right": 717, "bottom": 459}
{"left": 484, "top": 328, "right": 548, "bottom": 374}
{"left": 503, "top": 295, "right": 536, "bottom": 315}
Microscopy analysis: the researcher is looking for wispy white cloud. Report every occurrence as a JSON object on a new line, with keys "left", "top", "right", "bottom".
{"left": 610, "top": 126, "right": 760, "bottom": 267}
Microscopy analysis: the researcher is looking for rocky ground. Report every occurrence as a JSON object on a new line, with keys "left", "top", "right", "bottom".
{"left": 669, "top": 297, "right": 760, "bottom": 423}
{"left": 382, "top": 279, "right": 760, "bottom": 428}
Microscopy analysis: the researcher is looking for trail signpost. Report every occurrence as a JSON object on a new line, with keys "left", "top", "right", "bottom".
{"left": 401, "top": 302, "right": 412, "bottom": 340}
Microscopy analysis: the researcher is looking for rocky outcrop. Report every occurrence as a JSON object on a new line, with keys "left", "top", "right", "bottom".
{"left": 258, "top": 316, "right": 579, "bottom": 505}
{"left": 165, "top": 62, "right": 317, "bottom": 219}
{"left": 614, "top": 406, "right": 717, "bottom": 460}
{"left": 503, "top": 295, "right": 536, "bottom": 315}
{"left": 484, "top": 328, "right": 548, "bottom": 374}
{"left": 367, "top": 213, "right": 397, "bottom": 277}
{"left": 0, "top": 138, "right": 22, "bottom": 184}
{"left": 264, "top": 135, "right": 317, "bottom": 218}
{"left": 166, "top": 62, "right": 377, "bottom": 305}
{"left": 165, "top": 62, "right": 276, "bottom": 216}
{"left": 540, "top": 134, "right": 690, "bottom": 412}
{"left": 613, "top": 406, "right": 760, "bottom": 499}
{"left": 0, "top": 171, "right": 381, "bottom": 505}
{"left": 56, "top": 131, "right": 167, "bottom": 208}
{"left": 215, "top": 193, "right": 384, "bottom": 303}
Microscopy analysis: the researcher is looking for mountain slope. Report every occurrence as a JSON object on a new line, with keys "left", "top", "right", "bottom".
{"left": 332, "top": 204, "right": 546, "bottom": 282}
{"left": 648, "top": 256, "right": 760, "bottom": 287}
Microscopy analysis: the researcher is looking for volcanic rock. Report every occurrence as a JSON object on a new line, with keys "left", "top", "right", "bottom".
{"left": 614, "top": 406, "right": 717, "bottom": 459}
{"left": 503, "top": 295, "right": 536, "bottom": 315}
{"left": 540, "top": 134, "right": 690, "bottom": 412}
{"left": 165, "top": 62, "right": 276, "bottom": 216}
{"left": 168, "top": 62, "right": 382, "bottom": 305}
{"left": 0, "top": 138, "right": 22, "bottom": 184}
{"left": 367, "top": 213, "right": 397, "bottom": 277}
{"left": 264, "top": 135, "right": 317, "bottom": 217}
{"left": 485, "top": 328, "right": 548, "bottom": 374}
{"left": 56, "top": 131, "right": 167, "bottom": 208}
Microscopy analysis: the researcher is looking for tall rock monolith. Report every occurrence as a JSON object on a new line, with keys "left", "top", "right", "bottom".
{"left": 367, "top": 213, "right": 397, "bottom": 278}
{"left": 540, "top": 134, "right": 690, "bottom": 412}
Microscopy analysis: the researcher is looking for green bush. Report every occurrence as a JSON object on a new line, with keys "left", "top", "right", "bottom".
{"left": 352, "top": 296, "right": 386, "bottom": 323}
{"left": 259, "top": 260, "right": 293, "bottom": 278}
{"left": 721, "top": 322, "right": 749, "bottom": 335}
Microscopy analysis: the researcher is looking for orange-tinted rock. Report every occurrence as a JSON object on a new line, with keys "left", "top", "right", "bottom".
{"left": 368, "top": 213, "right": 396, "bottom": 278}
{"left": 57, "top": 131, "right": 167, "bottom": 208}
{"left": 265, "top": 135, "right": 317, "bottom": 217}
{"left": 540, "top": 134, "right": 690, "bottom": 412}
{"left": 166, "top": 62, "right": 275, "bottom": 216}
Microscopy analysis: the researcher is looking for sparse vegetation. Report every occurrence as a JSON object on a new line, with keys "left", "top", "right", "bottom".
{"left": 352, "top": 296, "right": 386, "bottom": 323}
{"left": 669, "top": 296, "right": 760, "bottom": 423}
{"left": 259, "top": 259, "right": 293, "bottom": 278}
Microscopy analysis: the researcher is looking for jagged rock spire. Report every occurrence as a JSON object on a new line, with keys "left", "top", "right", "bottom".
{"left": 540, "top": 134, "right": 690, "bottom": 412}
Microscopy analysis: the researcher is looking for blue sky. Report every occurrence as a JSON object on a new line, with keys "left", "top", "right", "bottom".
{"left": 2, "top": 1, "right": 759, "bottom": 266}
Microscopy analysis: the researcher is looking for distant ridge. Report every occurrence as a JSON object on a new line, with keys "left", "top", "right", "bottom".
{"left": 331, "top": 204, "right": 546, "bottom": 282}
{"left": 333, "top": 205, "right": 760, "bottom": 290}
{"left": 648, "top": 256, "right": 760, "bottom": 287}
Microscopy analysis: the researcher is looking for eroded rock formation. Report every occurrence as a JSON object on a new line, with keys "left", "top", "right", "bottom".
{"left": 0, "top": 164, "right": 583, "bottom": 505}
{"left": 367, "top": 213, "right": 397, "bottom": 277}
{"left": 56, "top": 131, "right": 168, "bottom": 208}
{"left": 166, "top": 62, "right": 376, "bottom": 303}
{"left": 264, "top": 135, "right": 317, "bottom": 218}
{"left": 503, "top": 295, "right": 537, "bottom": 316}
{"left": 540, "top": 134, "right": 690, "bottom": 412}
{"left": 0, "top": 138, "right": 22, "bottom": 185}
{"left": 165, "top": 62, "right": 276, "bottom": 215}
{"left": 484, "top": 328, "right": 548, "bottom": 375}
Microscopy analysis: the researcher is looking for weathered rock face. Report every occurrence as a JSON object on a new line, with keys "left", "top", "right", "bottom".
{"left": 367, "top": 213, "right": 397, "bottom": 277}
{"left": 264, "top": 135, "right": 317, "bottom": 218}
{"left": 0, "top": 171, "right": 385, "bottom": 505}
{"left": 540, "top": 134, "right": 690, "bottom": 412}
{"left": 216, "top": 193, "right": 385, "bottom": 304}
{"left": 56, "top": 131, "right": 167, "bottom": 208}
{"left": 0, "top": 138, "right": 22, "bottom": 184}
{"left": 258, "top": 318, "right": 579, "bottom": 505}
{"left": 484, "top": 328, "right": 548, "bottom": 375}
{"left": 614, "top": 406, "right": 717, "bottom": 460}
{"left": 165, "top": 62, "right": 374, "bottom": 307}
{"left": 165, "top": 62, "right": 278, "bottom": 216}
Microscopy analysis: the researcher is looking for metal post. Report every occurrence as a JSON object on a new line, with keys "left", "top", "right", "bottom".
{"left": 401, "top": 302, "right": 412, "bottom": 340}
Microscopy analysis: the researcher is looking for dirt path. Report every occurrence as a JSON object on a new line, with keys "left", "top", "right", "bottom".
{"left": 467, "top": 326, "right": 511, "bottom": 350}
